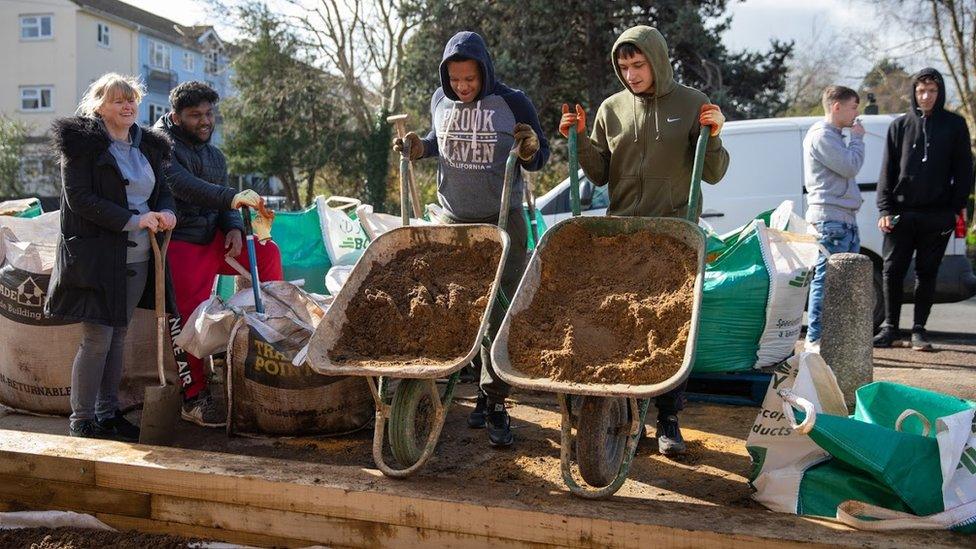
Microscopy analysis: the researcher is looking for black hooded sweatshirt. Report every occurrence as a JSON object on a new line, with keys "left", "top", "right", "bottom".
{"left": 877, "top": 67, "right": 973, "bottom": 217}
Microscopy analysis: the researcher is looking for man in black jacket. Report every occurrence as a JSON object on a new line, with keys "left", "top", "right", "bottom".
{"left": 874, "top": 68, "right": 974, "bottom": 351}
{"left": 155, "top": 81, "right": 283, "bottom": 427}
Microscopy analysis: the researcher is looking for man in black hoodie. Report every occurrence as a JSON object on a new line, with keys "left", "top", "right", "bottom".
{"left": 874, "top": 68, "right": 973, "bottom": 350}
{"left": 155, "top": 81, "right": 284, "bottom": 427}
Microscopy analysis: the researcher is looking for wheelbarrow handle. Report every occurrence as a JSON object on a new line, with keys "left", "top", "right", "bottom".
{"left": 568, "top": 126, "right": 581, "bottom": 217}
{"left": 241, "top": 206, "right": 265, "bottom": 314}
{"left": 498, "top": 136, "right": 526, "bottom": 232}
{"left": 398, "top": 138, "right": 412, "bottom": 227}
{"left": 686, "top": 130, "right": 710, "bottom": 223}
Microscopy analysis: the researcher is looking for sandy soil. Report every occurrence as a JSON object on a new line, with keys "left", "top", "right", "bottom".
{"left": 0, "top": 527, "right": 196, "bottom": 548}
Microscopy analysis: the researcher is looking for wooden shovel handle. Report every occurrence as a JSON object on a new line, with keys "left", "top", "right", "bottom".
{"left": 149, "top": 230, "right": 172, "bottom": 319}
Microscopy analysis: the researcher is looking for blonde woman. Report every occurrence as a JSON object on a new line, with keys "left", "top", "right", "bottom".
{"left": 47, "top": 73, "right": 178, "bottom": 440}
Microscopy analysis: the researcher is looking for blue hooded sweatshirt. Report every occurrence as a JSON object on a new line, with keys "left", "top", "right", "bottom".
{"left": 420, "top": 32, "right": 550, "bottom": 221}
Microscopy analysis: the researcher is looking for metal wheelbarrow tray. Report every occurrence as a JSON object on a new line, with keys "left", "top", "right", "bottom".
{"left": 487, "top": 125, "right": 712, "bottom": 498}
{"left": 492, "top": 214, "right": 705, "bottom": 398}
{"left": 303, "top": 223, "right": 508, "bottom": 478}
{"left": 306, "top": 224, "right": 509, "bottom": 379}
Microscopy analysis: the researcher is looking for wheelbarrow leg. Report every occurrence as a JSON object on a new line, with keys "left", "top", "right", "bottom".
{"left": 367, "top": 373, "right": 459, "bottom": 478}
{"left": 557, "top": 394, "right": 649, "bottom": 499}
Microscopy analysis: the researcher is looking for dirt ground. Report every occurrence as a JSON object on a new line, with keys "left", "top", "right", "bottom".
{"left": 0, "top": 527, "right": 195, "bottom": 548}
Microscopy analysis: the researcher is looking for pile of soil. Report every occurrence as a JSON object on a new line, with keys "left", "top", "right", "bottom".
{"left": 330, "top": 240, "right": 501, "bottom": 366}
{"left": 509, "top": 223, "right": 697, "bottom": 385}
{"left": 0, "top": 528, "right": 196, "bottom": 548}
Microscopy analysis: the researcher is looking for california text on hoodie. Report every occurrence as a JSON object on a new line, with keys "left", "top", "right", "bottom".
{"left": 419, "top": 31, "right": 550, "bottom": 221}
{"left": 877, "top": 67, "right": 973, "bottom": 218}
{"left": 577, "top": 25, "right": 730, "bottom": 219}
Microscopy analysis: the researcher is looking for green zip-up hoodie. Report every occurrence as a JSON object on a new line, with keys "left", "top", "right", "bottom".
{"left": 578, "top": 26, "right": 730, "bottom": 219}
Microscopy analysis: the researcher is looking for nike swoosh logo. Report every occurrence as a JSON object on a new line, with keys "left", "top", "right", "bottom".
{"left": 667, "top": 117, "right": 680, "bottom": 123}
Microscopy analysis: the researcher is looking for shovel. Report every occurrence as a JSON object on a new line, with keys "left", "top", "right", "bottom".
{"left": 241, "top": 206, "right": 264, "bottom": 313}
{"left": 139, "top": 229, "right": 181, "bottom": 445}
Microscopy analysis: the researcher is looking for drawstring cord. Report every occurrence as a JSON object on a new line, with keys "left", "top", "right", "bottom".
{"left": 654, "top": 96, "right": 660, "bottom": 141}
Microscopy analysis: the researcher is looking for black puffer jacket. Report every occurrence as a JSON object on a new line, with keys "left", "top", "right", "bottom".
{"left": 45, "top": 117, "right": 179, "bottom": 327}
{"left": 154, "top": 114, "right": 243, "bottom": 244}
{"left": 878, "top": 67, "right": 974, "bottom": 217}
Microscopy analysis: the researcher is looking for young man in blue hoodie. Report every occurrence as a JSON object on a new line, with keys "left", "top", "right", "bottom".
{"left": 394, "top": 31, "right": 549, "bottom": 447}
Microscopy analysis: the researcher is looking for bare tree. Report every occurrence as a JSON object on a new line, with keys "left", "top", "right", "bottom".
{"left": 782, "top": 18, "right": 852, "bottom": 116}
{"left": 283, "top": 0, "right": 425, "bottom": 211}
{"left": 868, "top": 1, "right": 976, "bottom": 145}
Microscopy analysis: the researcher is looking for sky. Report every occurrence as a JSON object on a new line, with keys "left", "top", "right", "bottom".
{"left": 125, "top": 0, "right": 880, "bottom": 42}
{"left": 123, "top": 0, "right": 883, "bottom": 42}
{"left": 121, "top": 0, "right": 940, "bottom": 84}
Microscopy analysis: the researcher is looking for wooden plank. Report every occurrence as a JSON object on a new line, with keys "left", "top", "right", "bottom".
{"left": 99, "top": 461, "right": 820, "bottom": 549}
{"left": 0, "top": 450, "right": 94, "bottom": 485}
{"left": 151, "top": 494, "right": 557, "bottom": 549}
{"left": 0, "top": 430, "right": 948, "bottom": 549}
{"left": 0, "top": 473, "right": 150, "bottom": 518}
{"left": 97, "top": 513, "right": 312, "bottom": 548}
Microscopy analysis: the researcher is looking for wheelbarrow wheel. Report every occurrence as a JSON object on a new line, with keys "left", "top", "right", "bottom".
{"left": 388, "top": 378, "right": 436, "bottom": 467}
{"left": 576, "top": 396, "right": 629, "bottom": 488}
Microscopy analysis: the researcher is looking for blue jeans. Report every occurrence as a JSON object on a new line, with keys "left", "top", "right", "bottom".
{"left": 806, "top": 221, "right": 860, "bottom": 343}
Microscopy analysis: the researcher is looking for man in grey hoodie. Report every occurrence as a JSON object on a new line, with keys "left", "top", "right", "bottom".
{"left": 393, "top": 31, "right": 549, "bottom": 447}
{"left": 803, "top": 85, "right": 865, "bottom": 349}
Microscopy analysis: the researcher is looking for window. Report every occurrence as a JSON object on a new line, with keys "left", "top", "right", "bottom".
{"left": 20, "top": 15, "right": 53, "bottom": 40}
{"left": 183, "top": 52, "right": 194, "bottom": 72}
{"left": 97, "top": 23, "right": 110, "bottom": 47}
{"left": 149, "top": 40, "right": 171, "bottom": 69}
{"left": 204, "top": 50, "right": 219, "bottom": 75}
{"left": 148, "top": 103, "right": 168, "bottom": 124}
{"left": 19, "top": 159, "right": 43, "bottom": 181}
{"left": 20, "top": 87, "right": 53, "bottom": 111}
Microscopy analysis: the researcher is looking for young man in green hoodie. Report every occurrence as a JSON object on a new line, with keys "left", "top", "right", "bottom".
{"left": 559, "top": 25, "right": 730, "bottom": 456}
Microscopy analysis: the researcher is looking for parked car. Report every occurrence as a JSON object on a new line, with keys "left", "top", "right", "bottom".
{"left": 535, "top": 114, "right": 976, "bottom": 329}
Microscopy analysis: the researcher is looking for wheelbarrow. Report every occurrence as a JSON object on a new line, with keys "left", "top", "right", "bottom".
{"left": 303, "top": 139, "right": 524, "bottom": 477}
{"left": 490, "top": 126, "right": 710, "bottom": 499}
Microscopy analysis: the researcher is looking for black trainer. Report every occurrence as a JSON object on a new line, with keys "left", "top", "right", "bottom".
{"left": 486, "top": 400, "right": 513, "bottom": 447}
{"left": 655, "top": 415, "right": 686, "bottom": 456}
{"left": 97, "top": 410, "right": 141, "bottom": 442}
{"left": 69, "top": 419, "right": 112, "bottom": 439}
{"left": 911, "top": 327, "right": 934, "bottom": 352}
{"left": 467, "top": 390, "right": 488, "bottom": 429}
{"left": 872, "top": 326, "right": 896, "bottom": 348}
{"left": 181, "top": 392, "right": 226, "bottom": 428}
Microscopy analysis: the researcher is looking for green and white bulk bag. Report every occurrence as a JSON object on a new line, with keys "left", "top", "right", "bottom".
{"left": 748, "top": 353, "right": 976, "bottom": 533}
{"left": 693, "top": 219, "right": 822, "bottom": 373}
{"left": 316, "top": 196, "right": 369, "bottom": 267}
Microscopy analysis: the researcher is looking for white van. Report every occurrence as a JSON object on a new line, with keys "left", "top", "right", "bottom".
{"left": 535, "top": 114, "right": 976, "bottom": 328}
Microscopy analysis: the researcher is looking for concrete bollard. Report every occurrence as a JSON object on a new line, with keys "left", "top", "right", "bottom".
{"left": 820, "top": 252, "right": 874, "bottom": 410}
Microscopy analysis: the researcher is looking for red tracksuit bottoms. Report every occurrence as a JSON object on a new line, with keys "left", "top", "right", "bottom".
{"left": 168, "top": 230, "right": 284, "bottom": 398}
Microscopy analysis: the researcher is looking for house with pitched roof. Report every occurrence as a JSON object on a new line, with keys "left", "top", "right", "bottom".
{"left": 1, "top": 0, "right": 232, "bottom": 196}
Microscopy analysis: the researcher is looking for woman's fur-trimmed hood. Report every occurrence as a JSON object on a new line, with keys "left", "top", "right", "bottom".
{"left": 51, "top": 116, "right": 172, "bottom": 160}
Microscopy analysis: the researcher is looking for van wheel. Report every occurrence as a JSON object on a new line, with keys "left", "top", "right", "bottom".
{"left": 872, "top": 265, "right": 885, "bottom": 333}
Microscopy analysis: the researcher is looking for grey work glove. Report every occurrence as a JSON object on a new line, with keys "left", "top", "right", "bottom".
{"left": 392, "top": 132, "right": 424, "bottom": 160}
{"left": 514, "top": 123, "right": 540, "bottom": 162}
